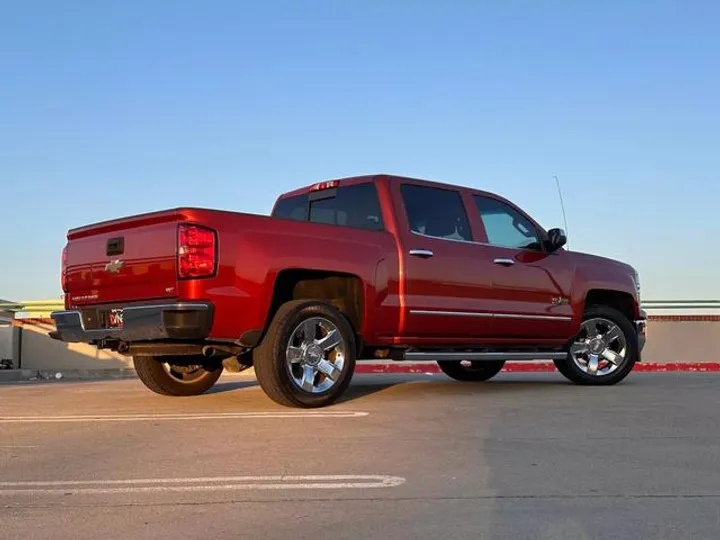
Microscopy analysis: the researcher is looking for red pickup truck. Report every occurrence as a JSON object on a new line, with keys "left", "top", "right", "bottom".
{"left": 52, "top": 174, "right": 646, "bottom": 407}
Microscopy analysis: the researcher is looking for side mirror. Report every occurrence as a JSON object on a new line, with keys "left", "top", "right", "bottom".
{"left": 546, "top": 228, "right": 567, "bottom": 252}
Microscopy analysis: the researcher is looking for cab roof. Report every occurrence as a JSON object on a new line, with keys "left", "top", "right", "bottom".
{"left": 277, "top": 173, "right": 493, "bottom": 200}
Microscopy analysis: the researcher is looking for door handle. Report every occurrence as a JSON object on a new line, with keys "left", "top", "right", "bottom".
{"left": 409, "top": 249, "right": 434, "bottom": 258}
{"left": 493, "top": 258, "right": 515, "bottom": 266}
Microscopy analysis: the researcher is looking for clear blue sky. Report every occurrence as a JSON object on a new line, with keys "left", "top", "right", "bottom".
{"left": 1, "top": 0, "right": 718, "bottom": 301}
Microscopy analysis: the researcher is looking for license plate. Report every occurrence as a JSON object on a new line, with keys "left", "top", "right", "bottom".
{"left": 108, "top": 308, "right": 124, "bottom": 328}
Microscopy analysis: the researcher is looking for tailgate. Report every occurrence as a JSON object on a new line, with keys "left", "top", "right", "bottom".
{"left": 65, "top": 210, "right": 182, "bottom": 307}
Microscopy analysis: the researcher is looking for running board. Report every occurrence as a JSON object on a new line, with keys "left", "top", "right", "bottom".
{"left": 402, "top": 351, "right": 568, "bottom": 362}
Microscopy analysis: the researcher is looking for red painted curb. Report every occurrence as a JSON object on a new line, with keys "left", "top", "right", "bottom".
{"left": 633, "top": 363, "right": 720, "bottom": 372}
{"left": 355, "top": 362, "right": 720, "bottom": 374}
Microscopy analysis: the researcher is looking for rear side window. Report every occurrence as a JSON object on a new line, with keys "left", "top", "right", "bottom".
{"left": 273, "top": 195, "right": 307, "bottom": 221}
{"left": 310, "top": 184, "right": 384, "bottom": 231}
{"left": 401, "top": 184, "right": 473, "bottom": 241}
{"left": 272, "top": 183, "right": 384, "bottom": 231}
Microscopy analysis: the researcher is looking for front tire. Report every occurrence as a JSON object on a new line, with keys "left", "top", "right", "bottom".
{"left": 554, "top": 306, "right": 638, "bottom": 385}
{"left": 437, "top": 360, "right": 505, "bottom": 382}
{"left": 253, "top": 300, "right": 357, "bottom": 408}
{"left": 133, "top": 355, "right": 223, "bottom": 396}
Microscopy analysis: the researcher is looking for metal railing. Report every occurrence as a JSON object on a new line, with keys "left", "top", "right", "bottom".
{"left": 0, "top": 300, "right": 65, "bottom": 314}
{"left": 641, "top": 300, "right": 720, "bottom": 310}
{"left": 2, "top": 298, "right": 720, "bottom": 318}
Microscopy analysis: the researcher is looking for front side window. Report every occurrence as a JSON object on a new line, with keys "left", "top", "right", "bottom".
{"left": 401, "top": 185, "right": 472, "bottom": 241}
{"left": 474, "top": 195, "right": 541, "bottom": 250}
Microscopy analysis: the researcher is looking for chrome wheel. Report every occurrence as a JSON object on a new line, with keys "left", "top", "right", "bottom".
{"left": 162, "top": 363, "right": 207, "bottom": 383}
{"left": 570, "top": 318, "right": 628, "bottom": 376}
{"left": 437, "top": 359, "right": 505, "bottom": 382}
{"left": 285, "top": 317, "right": 347, "bottom": 394}
{"left": 134, "top": 355, "right": 223, "bottom": 396}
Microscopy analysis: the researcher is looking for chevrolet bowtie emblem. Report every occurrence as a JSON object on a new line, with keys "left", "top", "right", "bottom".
{"left": 105, "top": 259, "right": 125, "bottom": 274}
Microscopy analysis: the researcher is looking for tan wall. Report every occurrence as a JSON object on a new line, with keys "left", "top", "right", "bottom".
{"left": 19, "top": 321, "right": 131, "bottom": 371}
{"left": 641, "top": 320, "right": 720, "bottom": 364}
{"left": 0, "top": 324, "right": 12, "bottom": 362}
{"left": 11, "top": 318, "right": 720, "bottom": 371}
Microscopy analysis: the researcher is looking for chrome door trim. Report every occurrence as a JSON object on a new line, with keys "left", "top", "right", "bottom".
{"left": 409, "top": 309, "right": 571, "bottom": 322}
{"left": 404, "top": 350, "right": 568, "bottom": 362}
{"left": 493, "top": 313, "right": 572, "bottom": 321}
{"left": 409, "top": 309, "right": 494, "bottom": 318}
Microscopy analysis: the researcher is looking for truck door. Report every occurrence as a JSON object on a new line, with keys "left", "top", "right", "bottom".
{"left": 471, "top": 194, "right": 574, "bottom": 339}
{"left": 393, "top": 182, "right": 497, "bottom": 342}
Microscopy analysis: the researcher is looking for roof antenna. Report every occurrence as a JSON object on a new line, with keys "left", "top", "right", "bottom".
{"left": 553, "top": 175, "right": 570, "bottom": 250}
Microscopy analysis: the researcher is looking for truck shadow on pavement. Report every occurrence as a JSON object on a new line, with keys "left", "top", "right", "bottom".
{"left": 206, "top": 380, "right": 259, "bottom": 394}
{"left": 204, "top": 374, "right": 627, "bottom": 404}
{"left": 338, "top": 375, "right": 581, "bottom": 404}
{"left": 205, "top": 379, "right": 398, "bottom": 402}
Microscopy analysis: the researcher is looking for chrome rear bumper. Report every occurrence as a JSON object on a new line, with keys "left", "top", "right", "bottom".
{"left": 50, "top": 302, "right": 213, "bottom": 343}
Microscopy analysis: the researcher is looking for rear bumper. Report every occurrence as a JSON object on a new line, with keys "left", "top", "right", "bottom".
{"left": 50, "top": 302, "right": 213, "bottom": 343}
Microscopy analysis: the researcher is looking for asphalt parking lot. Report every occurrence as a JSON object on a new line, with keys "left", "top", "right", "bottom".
{"left": 1, "top": 371, "right": 719, "bottom": 540}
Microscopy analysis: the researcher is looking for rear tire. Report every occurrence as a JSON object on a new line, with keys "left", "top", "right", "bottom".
{"left": 437, "top": 360, "right": 505, "bottom": 382}
{"left": 133, "top": 355, "right": 223, "bottom": 396}
{"left": 554, "top": 306, "right": 638, "bottom": 385}
{"left": 253, "top": 300, "right": 356, "bottom": 408}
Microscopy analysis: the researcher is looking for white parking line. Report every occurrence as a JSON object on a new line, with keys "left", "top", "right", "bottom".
{"left": 0, "top": 475, "right": 406, "bottom": 494}
{"left": 0, "top": 411, "right": 369, "bottom": 423}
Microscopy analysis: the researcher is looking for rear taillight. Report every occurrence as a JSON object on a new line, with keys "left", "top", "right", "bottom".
{"left": 177, "top": 224, "right": 217, "bottom": 279}
{"left": 61, "top": 245, "right": 68, "bottom": 292}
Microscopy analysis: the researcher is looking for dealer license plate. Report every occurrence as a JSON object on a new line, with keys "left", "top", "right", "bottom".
{"left": 108, "top": 308, "right": 124, "bottom": 328}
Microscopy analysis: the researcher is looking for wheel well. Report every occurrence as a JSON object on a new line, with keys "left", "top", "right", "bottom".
{"left": 584, "top": 289, "right": 636, "bottom": 321}
{"left": 268, "top": 270, "right": 364, "bottom": 335}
